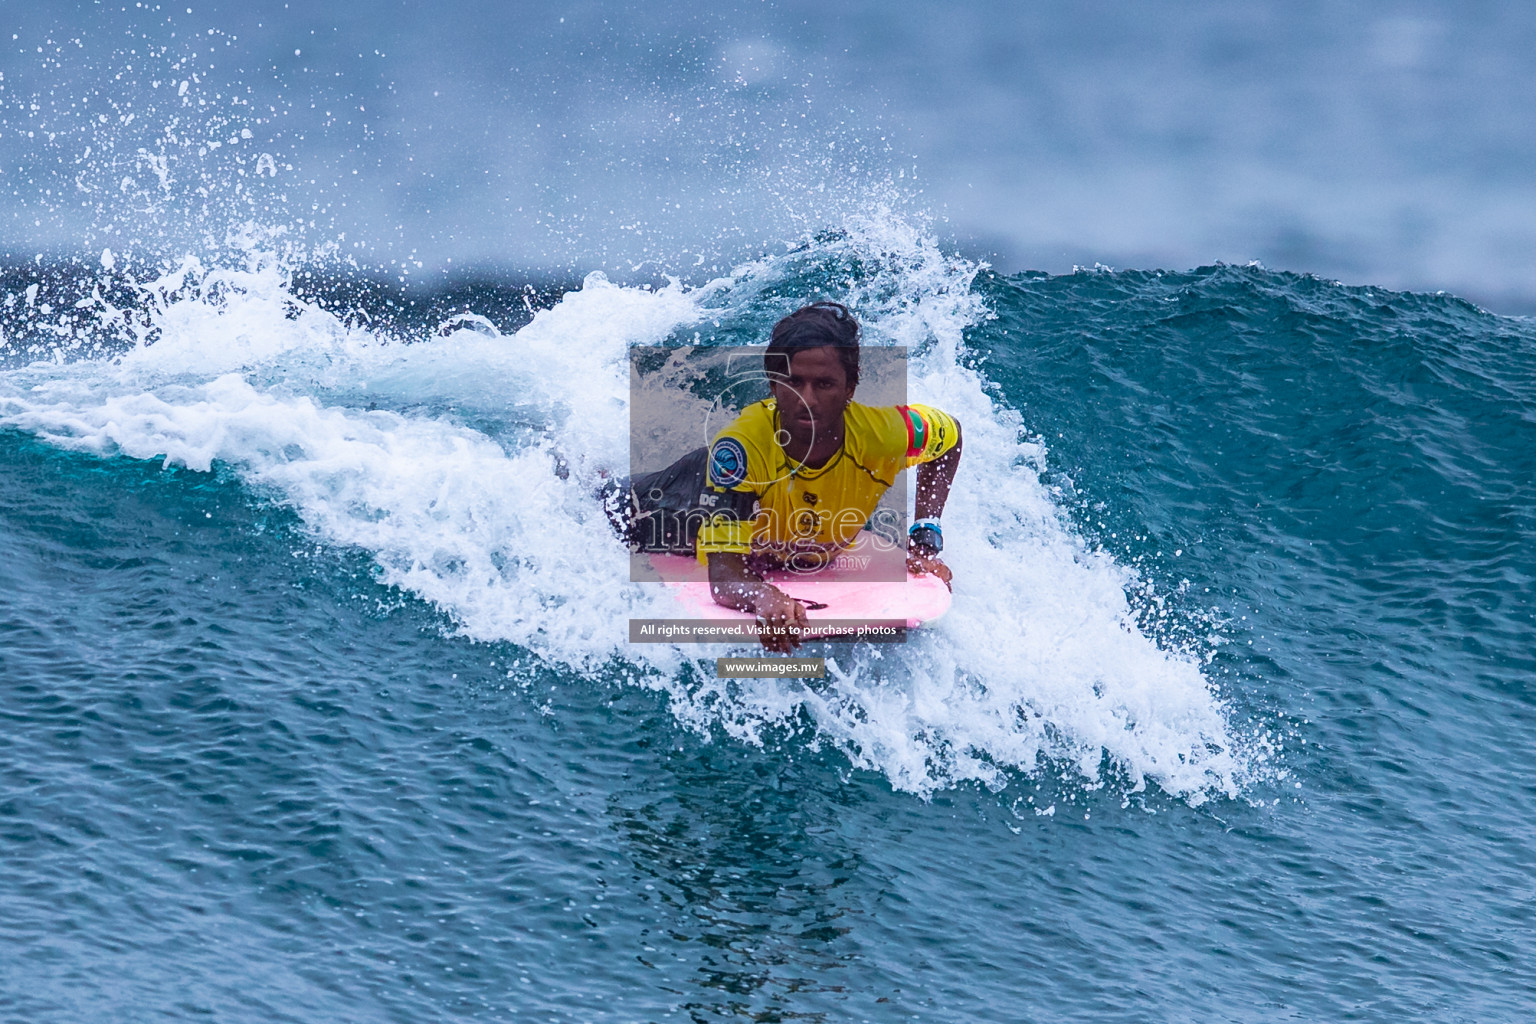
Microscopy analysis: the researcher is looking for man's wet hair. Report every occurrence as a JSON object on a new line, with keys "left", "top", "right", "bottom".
{"left": 764, "top": 301, "right": 860, "bottom": 389}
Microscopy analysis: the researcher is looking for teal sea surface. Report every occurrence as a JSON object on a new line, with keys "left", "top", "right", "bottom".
{"left": 2, "top": 228, "right": 1533, "bottom": 1020}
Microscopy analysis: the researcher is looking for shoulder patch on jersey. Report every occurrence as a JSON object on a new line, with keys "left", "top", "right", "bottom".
{"left": 897, "top": 405, "right": 927, "bottom": 458}
{"left": 708, "top": 437, "right": 749, "bottom": 488}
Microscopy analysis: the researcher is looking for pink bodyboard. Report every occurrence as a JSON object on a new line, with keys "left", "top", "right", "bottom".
{"left": 642, "top": 535, "right": 952, "bottom": 639}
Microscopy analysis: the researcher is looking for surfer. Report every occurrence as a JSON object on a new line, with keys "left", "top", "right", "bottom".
{"left": 695, "top": 302, "right": 961, "bottom": 652}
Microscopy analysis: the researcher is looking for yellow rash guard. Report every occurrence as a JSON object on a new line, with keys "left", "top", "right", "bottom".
{"left": 695, "top": 399, "right": 959, "bottom": 559}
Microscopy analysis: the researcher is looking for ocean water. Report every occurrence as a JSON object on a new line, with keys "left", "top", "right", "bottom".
{"left": 7, "top": 2, "right": 1536, "bottom": 309}
{"left": 4, "top": 3, "right": 1536, "bottom": 1022}
{"left": 2, "top": 223, "right": 1533, "bottom": 1022}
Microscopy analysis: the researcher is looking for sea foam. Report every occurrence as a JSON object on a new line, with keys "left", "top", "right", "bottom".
{"left": 0, "top": 218, "right": 1257, "bottom": 802}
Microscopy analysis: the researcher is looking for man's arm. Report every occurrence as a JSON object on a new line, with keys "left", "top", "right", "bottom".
{"left": 914, "top": 419, "right": 961, "bottom": 520}
{"left": 708, "top": 552, "right": 808, "bottom": 653}
{"left": 909, "top": 419, "right": 961, "bottom": 588}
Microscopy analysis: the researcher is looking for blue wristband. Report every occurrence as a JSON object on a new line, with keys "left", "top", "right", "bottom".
{"left": 909, "top": 518, "right": 943, "bottom": 555}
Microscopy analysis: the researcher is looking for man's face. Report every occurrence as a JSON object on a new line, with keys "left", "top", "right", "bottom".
{"left": 769, "top": 345, "right": 854, "bottom": 447}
